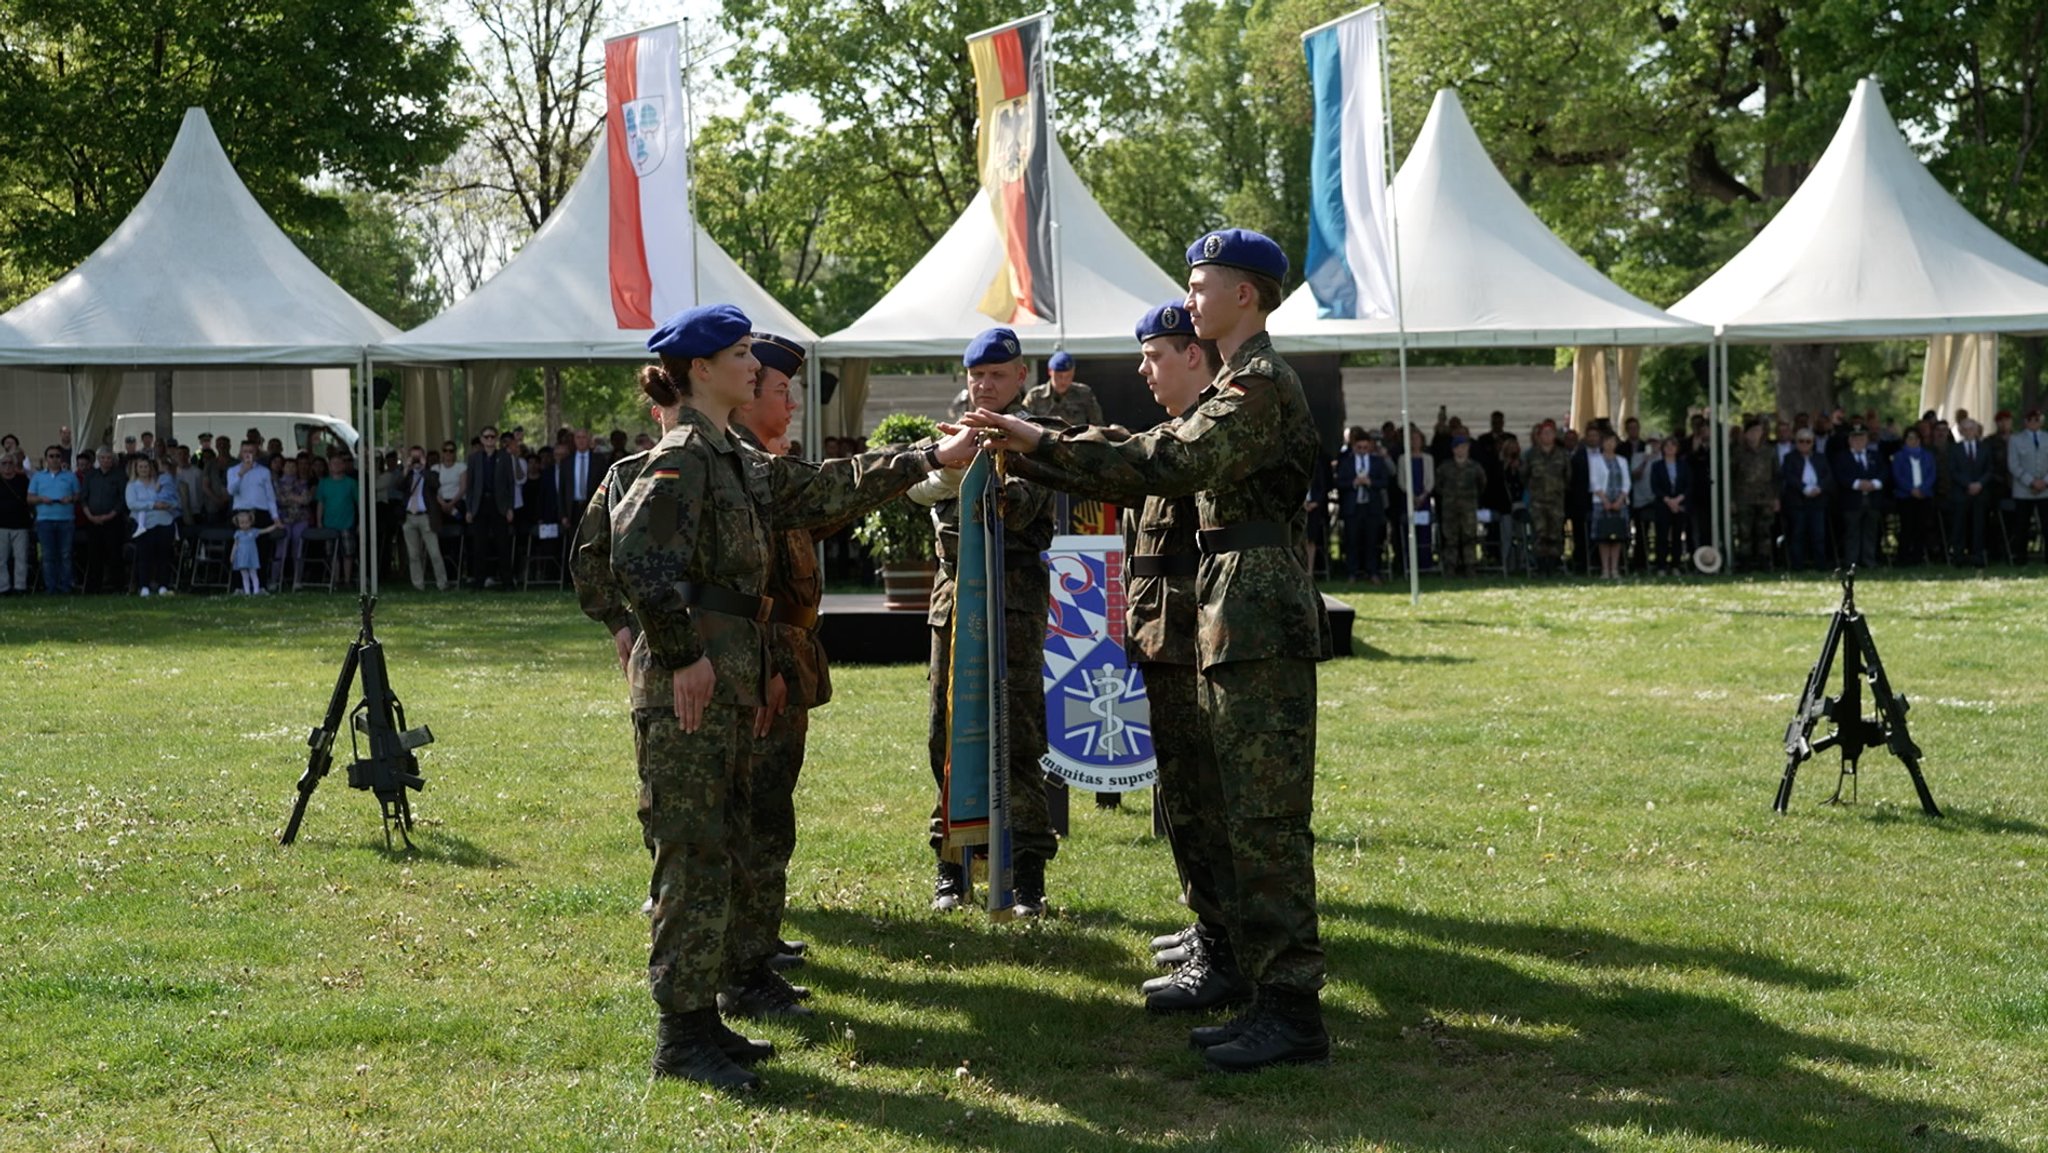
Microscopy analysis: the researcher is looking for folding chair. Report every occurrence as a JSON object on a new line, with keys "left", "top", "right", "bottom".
{"left": 297, "top": 528, "right": 341, "bottom": 592}
{"left": 188, "top": 527, "right": 235, "bottom": 593}
{"left": 523, "top": 526, "right": 565, "bottom": 589}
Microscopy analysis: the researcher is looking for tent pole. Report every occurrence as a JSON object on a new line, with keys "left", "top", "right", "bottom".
{"left": 1719, "top": 341, "right": 1733, "bottom": 567}
{"left": 360, "top": 352, "right": 377, "bottom": 598}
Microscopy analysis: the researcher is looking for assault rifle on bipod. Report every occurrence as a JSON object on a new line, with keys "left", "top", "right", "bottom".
{"left": 281, "top": 596, "right": 435, "bottom": 849}
{"left": 1774, "top": 569, "right": 1940, "bottom": 816}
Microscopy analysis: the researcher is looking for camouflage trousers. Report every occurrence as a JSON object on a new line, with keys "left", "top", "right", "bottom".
{"left": 1201, "top": 658, "right": 1325, "bottom": 993}
{"left": 927, "top": 617, "right": 1058, "bottom": 862}
{"left": 1144, "top": 661, "right": 1234, "bottom": 942}
{"left": 634, "top": 701, "right": 754, "bottom": 1013}
{"left": 1529, "top": 498, "right": 1566, "bottom": 560}
{"left": 724, "top": 705, "right": 809, "bottom": 974}
{"left": 1736, "top": 502, "right": 1777, "bottom": 569}
{"left": 1437, "top": 502, "right": 1480, "bottom": 572}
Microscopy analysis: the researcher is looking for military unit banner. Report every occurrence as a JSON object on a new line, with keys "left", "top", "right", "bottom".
{"left": 605, "top": 24, "right": 694, "bottom": 329}
{"left": 1040, "top": 535, "right": 1156, "bottom": 793}
{"left": 942, "top": 450, "right": 1015, "bottom": 913}
{"left": 967, "top": 13, "right": 1057, "bottom": 326}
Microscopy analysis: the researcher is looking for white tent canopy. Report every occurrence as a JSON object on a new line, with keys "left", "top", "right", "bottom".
{"left": 0, "top": 108, "right": 397, "bottom": 366}
{"left": 817, "top": 140, "right": 1183, "bottom": 359}
{"left": 1271, "top": 88, "right": 1709, "bottom": 352}
{"left": 374, "top": 128, "right": 814, "bottom": 364}
{"left": 1671, "top": 78, "right": 2048, "bottom": 339}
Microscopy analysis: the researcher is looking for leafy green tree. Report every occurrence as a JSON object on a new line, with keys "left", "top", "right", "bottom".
{"left": 0, "top": 0, "right": 466, "bottom": 306}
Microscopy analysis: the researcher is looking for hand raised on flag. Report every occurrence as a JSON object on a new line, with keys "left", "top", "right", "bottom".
{"left": 931, "top": 422, "right": 988, "bottom": 468}
{"left": 958, "top": 409, "right": 1043, "bottom": 454}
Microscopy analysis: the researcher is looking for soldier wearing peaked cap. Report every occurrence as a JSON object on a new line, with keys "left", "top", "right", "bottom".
{"left": 952, "top": 229, "right": 1333, "bottom": 1073}
{"left": 1024, "top": 349, "right": 1104, "bottom": 428}
{"left": 910, "top": 326, "right": 1063, "bottom": 918}
{"left": 604, "top": 304, "right": 972, "bottom": 1093}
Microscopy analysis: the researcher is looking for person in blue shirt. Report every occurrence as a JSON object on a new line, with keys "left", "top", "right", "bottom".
{"left": 27, "top": 444, "right": 80, "bottom": 593}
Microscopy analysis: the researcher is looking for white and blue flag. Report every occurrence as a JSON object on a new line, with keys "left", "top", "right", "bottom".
{"left": 1303, "top": 6, "right": 1398, "bottom": 321}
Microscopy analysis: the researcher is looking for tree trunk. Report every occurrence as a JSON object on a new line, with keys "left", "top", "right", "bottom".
{"left": 154, "top": 370, "right": 175, "bottom": 463}
{"left": 543, "top": 366, "right": 563, "bottom": 443}
{"left": 1772, "top": 343, "right": 1838, "bottom": 418}
{"left": 2021, "top": 336, "right": 2045, "bottom": 413}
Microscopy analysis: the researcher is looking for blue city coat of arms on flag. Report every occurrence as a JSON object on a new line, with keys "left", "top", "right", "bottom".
{"left": 622, "top": 98, "right": 668, "bottom": 177}
{"left": 1040, "top": 535, "right": 1157, "bottom": 792}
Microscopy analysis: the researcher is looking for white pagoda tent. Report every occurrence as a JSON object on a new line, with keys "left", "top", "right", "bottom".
{"left": 1271, "top": 88, "right": 1708, "bottom": 352}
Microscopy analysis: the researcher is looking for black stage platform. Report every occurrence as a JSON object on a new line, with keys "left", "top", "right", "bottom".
{"left": 820, "top": 593, "right": 1357, "bottom": 665}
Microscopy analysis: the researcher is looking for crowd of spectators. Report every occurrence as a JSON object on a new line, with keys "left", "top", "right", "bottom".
{"left": 1304, "top": 404, "right": 2048, "bottom": 581}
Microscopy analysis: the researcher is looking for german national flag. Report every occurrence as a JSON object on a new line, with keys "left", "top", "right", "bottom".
{"left": 968, "top": 15, "right": 1056, "bottom": 326}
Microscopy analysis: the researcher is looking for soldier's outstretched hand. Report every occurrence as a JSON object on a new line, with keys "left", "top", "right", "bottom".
{"left": 958, "top": 408, "right": 1043, "bottom": 453}
{"left": 931, "top": 422, "right": 985, "bottom": 468}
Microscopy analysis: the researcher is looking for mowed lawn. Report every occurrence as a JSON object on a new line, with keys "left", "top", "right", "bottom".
{"left": 1, "top": 574, "right": 2043, "bottom": 1152}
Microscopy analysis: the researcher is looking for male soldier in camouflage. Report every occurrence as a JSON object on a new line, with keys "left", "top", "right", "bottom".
{"left": 722, "top": 332, "right": 826, "bottom": 1020}
{"left": 912, "top": 327, "right": 1061, "bottom": 917}
{"left": 1434, "top": 435, "right": 1484, "bottom": 576}
{"left": 958, "top": 228, "right": 1330, "bottom": 1073}
{"left": 606, "top": 304, "right": 953, "bottom": 1093}
{"left": 1730, "top": 417, "right": 1780, "bottom": 571}
{"left": 1524, "top": 420, "right": 1570, "bottom": 575}
{"left": 1120, "top": 301, "right": 1246, "bottom": 1015}
{"left": 1023, "top": 350, "right": 1105, "bottom": 427}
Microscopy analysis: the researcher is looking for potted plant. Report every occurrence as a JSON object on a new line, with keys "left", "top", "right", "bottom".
{"left": 854, "top": 412, "right": 942, "bottom": 610}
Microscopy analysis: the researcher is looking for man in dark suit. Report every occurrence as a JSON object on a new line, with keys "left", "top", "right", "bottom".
{"left": 1947, "top": 418, "right": 1992, "bottom": 566}
{"left": 556, "top": 427, "right": 609, "bottom": 541}
{"left": 1781, "top": 429, "right": 1834, "bottom": 571}
{"left": 465, "top": 425, "right": 516, "bottom": 589}
{"left": 1567, "top": 420, "right": 1599, "bottom": 575}
{"left": 1648, "top": 437, "right": 1691, "bottom": 574}
{"left": 1334, "top": 427, "right": 1393, "bottom": 582}
{"left": 1836, "top": 424, "right": 1886, "bottom": 569}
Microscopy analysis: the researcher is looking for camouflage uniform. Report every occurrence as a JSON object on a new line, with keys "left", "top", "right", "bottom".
{"left": 1434, "top": 457, "right": 1485, "bottom": 575}
{"left": 1006, "top": 332, "right": 1328, "bottom": 996}
{"left": 1524, "top": 443, "right": 1571, "bottom": 570}
{"left": 607, "top": 409, "right": 930, "bottom": 1014}
{"left": 1022, "top": 380, "right": 1104, "bottom": 427}
{"left": 927, "top": 394, "right": 1060, "bottom": 864}
{"left": 570, "top": 450, "right": 657, "bottom": 875}
{"left": 1731, "top": 438, "right": 1780, "bottom": 571}
{"left": 1120, "top": 432, "right": 1234, "bottom": 948}
{"left": 726, "top": 424, "right": 833, "bottom": 974}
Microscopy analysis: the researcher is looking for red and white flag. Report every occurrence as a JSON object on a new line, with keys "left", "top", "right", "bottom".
{"left": 605, "top": 25, "right": 693, "bottom": 329}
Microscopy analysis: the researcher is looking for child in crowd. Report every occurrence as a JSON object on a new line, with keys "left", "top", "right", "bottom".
{"left": 231, "top": 509, "right": 282, "bottom": 595}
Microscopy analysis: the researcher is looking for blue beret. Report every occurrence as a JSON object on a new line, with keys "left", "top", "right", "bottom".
{"left": 751, "top": 332, "right": 805, "bottom": 379}
{"left": 1135, "top": 300, "right": 1197, "bottom": 344}
{"left": 1047, "top": 351, "right": 1075, "bottom": 372}
{"left": 1451, "top": 434, "right": 1470, "bottom": 447}
{"left": 963, "top": 327, "right": 1023, "bottom": 368}
{"left": 647, "top": 303, "right": 752, "bottom": 360}
{"left": 1187, "top": 228, "right": 1289, "bottom": 282}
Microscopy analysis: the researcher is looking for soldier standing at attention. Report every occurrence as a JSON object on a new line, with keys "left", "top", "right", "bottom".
{"left": 1524, "top": 420, "right": 1570, "bottom": 576}
{"left": 1434, "top": 435, "right": 1484, "bottom": 576}
{"left": 914, "top": 327, "right": 1062, "bottom": 917}
{"left": 723, "top": 331, "right": 826, "bottom": 1020}
{"left": 1023, "top": 350, "right": 1105, "bottom": 427}
{"left": 957, "top": 228, "right": 1331, "bottom": 1072}
{"left": 608, "top": 304, "right": 958, "bottom": 1093}
{"left": 1730, "top": 418, "right": 1780, "bottom": 572}
{"left": 1120, "top": 301, "right": 1246, "bottom": 1015}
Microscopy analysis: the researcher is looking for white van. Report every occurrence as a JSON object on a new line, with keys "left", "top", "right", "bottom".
{"left": 112, "top": 411, "right": 361, "bottom": 457}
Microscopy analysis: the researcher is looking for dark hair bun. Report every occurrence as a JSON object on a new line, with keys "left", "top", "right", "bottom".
{"left": 639, "top": 364, "right": 682, "bottom": 408}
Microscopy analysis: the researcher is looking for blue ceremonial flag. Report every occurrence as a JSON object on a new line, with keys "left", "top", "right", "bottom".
{"left": 943, "top": 449, "right": 1015, "bottom": 914}
{"left": 1303, "top": 5, "right": 1399, "bottom": 321}
{"left": 1040, "top": 535, "right": 1156, "bottom": 794}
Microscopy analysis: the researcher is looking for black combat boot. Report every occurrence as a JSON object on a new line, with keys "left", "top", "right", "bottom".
{"left": 1201, "top": 986, "right": 1330, "bottom": 1072}
{"left": 723, "top": 966, "right": 814, "bottom": 1019}
{"left": 1145, "top": 938, "right": 1251, "bottom": 1014}
{"left": 1011, "top": 855, "right": 1047, "bottom": 918}
{"left": 1154, "top": 925, "right": 1204, "bottom": 967}
{"left": 1149, "top": 924, "right": 1198, "bottom": 953}
{"left": 932, "top": 857, "right": 968, "bottom": 912}
{"left": 652, "top": 1010, "right": 761, "bottom": 1092}
{"left": 1188, "top": 995, "right": 1261, "bottom": 1050}
{"left": 710, "top": 1014, "right": 777, "bottom": 1066}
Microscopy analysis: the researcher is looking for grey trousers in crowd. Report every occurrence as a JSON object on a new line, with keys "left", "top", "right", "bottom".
{"left": 0, "top": 527, "right": 27, "bottom": 593}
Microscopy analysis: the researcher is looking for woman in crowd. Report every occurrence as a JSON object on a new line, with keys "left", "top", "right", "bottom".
{"left": 1891, "top": 425, "right": 1939, "bottom": 565}
{"left": 274, "top": 456, "right": 313, "bottom": 589}
{"left": 125, "top": 457, "right": 179, "bottom": 596}
{"left": 1589, "top": 431, "right": 1632, "bottom": 579}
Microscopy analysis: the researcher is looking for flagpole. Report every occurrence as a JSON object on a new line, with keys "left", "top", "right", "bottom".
{"left": 1042, "top": 8, "right": 1067, "bottom": 350}
{"left": 684, "top": 16, "right": 701, "bottom": 307}
{"left": 1372, "top": 10, "right": 1419, "bottom": 605}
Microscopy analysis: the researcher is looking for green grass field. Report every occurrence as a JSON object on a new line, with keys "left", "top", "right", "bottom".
{"left": 2, "top": 573, "right": 2044, "bottom": 1152}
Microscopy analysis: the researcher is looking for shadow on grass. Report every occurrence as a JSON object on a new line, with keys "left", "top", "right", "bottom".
{"left": 1352, "top": 642, "right": 1476, "bottom": 665}
{"left": 786, "top": 906, "right": 1138, "bottom": 989}
{"left": 1869, "top": 806, "right": 2048, "bottom": 838}
{"left": 744, "top": 907, "right": 2011, "bottom": 1152}
{"left": 372, "top": 828, "right": 514, "bottom": 869}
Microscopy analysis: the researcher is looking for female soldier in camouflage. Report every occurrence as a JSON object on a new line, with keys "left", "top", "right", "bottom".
{"left": 604, "top": 304, "right": 956, "bottom": 1093}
